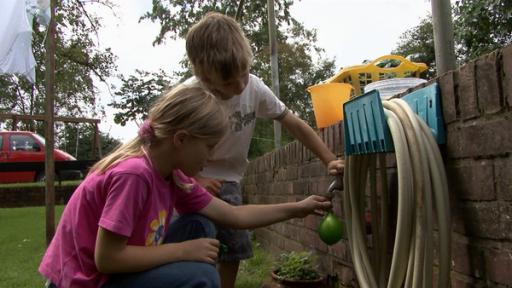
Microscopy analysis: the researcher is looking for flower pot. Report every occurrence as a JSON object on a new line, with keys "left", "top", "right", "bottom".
{"left": 271, "top": 270, "right": 325, "bottom": 288}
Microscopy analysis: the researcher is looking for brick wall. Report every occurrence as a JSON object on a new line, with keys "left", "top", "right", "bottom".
{"left": 242, "top": 44, "right": 512, "bottom": 287}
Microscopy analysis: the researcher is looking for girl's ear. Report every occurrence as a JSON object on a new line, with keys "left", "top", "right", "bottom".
{"left": 172, "top": 130, "right": 190, "bottom": 146}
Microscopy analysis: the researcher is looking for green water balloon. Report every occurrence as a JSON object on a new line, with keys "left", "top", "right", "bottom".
{"left": 318, "top": 210, "right": 344, "bottom": 245}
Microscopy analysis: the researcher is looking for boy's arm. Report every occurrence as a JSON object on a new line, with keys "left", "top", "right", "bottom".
{"left": 279, "top": 112, "right": 343, "bottom": 173}
{"left": 194, "top": 174, "right": 223, "bottom": 196}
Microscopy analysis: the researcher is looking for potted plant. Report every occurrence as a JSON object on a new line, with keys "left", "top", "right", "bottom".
{"left": 271, "top": 251, "right": 324, "bottom": 288}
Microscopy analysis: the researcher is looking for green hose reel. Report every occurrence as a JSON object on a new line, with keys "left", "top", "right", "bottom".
{"left": 343, "top": 83, "right": 446, "bottom": 156}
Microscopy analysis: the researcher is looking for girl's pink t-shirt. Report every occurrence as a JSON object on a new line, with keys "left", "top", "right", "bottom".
{"left": 39, "top": 156, "right": 213, "bottom": 288}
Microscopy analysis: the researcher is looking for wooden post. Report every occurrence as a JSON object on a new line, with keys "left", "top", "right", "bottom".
{"left": 92, "top": 123, "right": 102, "bottom": 159}
{"left": 44, "top": 0, "right": 57, "bottom": 245}
{"left": 267, "top": 0, "right": 281, "bottom": 148}
{"left": 235, "top": 0, "right": 245, "bottom": 21}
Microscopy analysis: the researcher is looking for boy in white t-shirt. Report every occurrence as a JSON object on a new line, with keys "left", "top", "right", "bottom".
{"left": 185, "top": 12, "right": 344, "bottom": 288}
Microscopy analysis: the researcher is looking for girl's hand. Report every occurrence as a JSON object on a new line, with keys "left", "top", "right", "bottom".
{"left": 327, "top": 159, "right": 344, "bottom": 176}
{"left": 296, "top": 195, "right": 332, "bottom": 218}
{"left": 178, "top": 238, "right": 220, "bottom": 264}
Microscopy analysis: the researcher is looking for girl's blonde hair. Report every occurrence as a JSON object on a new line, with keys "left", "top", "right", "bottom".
{"left": 90, "top": 84, "right": 228, "bottom": 174}
{"left": 186, "top": 12, "right": 253, "bottom": 81}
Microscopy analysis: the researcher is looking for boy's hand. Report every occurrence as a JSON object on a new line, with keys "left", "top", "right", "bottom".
{"left": 195, "top": 175, "right": 224, "bottom": 196}
{"left": 327, "top": 159, "right": 344, "bottom": 176}
{"left": 296, "top": 195, "right": 332, "bottom": 218}
{"left": 178, "top": 238, "right": 220, "bottom": 264}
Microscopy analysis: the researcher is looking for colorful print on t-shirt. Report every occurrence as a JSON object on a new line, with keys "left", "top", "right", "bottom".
{"left": 146, "top": 210, "right": 167, "bottom": 246}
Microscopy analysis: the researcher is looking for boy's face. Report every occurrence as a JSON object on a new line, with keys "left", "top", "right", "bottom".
{"left": 201, "top": 70, "right": 249, "bottom": 100}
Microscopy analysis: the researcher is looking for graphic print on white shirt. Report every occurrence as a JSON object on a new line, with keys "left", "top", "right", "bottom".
{"left": 184, "top": 74, "right": 287, "bottom": 182}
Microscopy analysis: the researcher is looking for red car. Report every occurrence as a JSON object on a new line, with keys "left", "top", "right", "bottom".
{"left": 0, "top": 131, "right": 79, "bottom": 183}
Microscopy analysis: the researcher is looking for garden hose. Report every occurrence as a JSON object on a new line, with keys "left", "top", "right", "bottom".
{"left": 340, "top": 98, "right": 451, "bottom": 288}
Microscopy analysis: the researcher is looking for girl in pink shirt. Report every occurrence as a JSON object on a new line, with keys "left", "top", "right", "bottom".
{"left": 39, "top": 84, "right": 331, "bottom": 288}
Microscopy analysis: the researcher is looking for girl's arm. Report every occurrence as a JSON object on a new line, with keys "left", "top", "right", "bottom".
{"left": 94, "top": 227, "right": 220, "bottom": 274}
{"left": 199, "top": 194, "right": 331, "bottom": 229}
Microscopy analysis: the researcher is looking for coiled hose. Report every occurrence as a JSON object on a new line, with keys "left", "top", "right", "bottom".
{"left": 341, "top": 98, "right": 451, "bottom": 288}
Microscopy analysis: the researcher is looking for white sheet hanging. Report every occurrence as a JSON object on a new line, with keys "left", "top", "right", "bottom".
{"left": 0, "top": 0, "right": 48, "bottom": 83}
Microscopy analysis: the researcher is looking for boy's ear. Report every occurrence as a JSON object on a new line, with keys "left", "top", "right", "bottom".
{"left": 173, "top": 130, "right": 190, "bottom": 146}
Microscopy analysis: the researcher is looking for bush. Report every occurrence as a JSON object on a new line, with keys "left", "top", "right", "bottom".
{"left": 274, "top": 251, "right": 320, "bottom": 281}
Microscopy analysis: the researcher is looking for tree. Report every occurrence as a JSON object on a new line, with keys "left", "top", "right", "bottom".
{"left": 453, "top": 0, "right": 512, "bottom": 62}
{"left": 392, "top": 0, "right": 511, "bottom": 77}
{"left": 391, "top": 17, "right": 436, "bottom": 79}
{"left": 112, "top": 1, "right": 335, "bottom": 157}
{"left": 58, "top": 122, "right": 122, "bottom": 160}
{"left": 110, "top": 69, "right": 175, "bottom": 126}
{"left": 0, "top": 0, "right": 117, "bottom": 134}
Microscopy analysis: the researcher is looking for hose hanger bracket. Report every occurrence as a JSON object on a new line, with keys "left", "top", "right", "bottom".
{"left": 343, "top": 83, "right": 446, "bottom": 156}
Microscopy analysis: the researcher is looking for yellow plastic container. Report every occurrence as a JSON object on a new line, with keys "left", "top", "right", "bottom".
{"left": 325, "top": 55, "right": 428, "bottom": 95}
{"left": 306, "top": 83, "right": 353, "bottom": 128}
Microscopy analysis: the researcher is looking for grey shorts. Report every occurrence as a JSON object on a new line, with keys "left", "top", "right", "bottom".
{"left": 216, "top": 181, "right": 253, "bottom": 262}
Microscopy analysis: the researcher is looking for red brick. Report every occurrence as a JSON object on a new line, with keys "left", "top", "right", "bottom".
{"left": 451, "top": 237, "right": 485, "bottom": 277}
{"left": 476, "top": 51, "right": 502, "bottom": 114}
{"left": 446, "top": 160, "right": 496, "bottom": 200}
{"left": 338, "top": 122, "right": 346, "bottom": 157}
{"left": 304, "top": 213, "right": 321, "bottom": 230}
{"left": 285, "top": 166, "right": 298, "bottom": 181}
{"left": 499, "top": 202, "right": 512, "bottom": 240}
{"left": 299, "top": 161, "right": 326, "bottom": 178}
{"left": 329, "top": 240, "right": 348, "bottom": 260}
{"left": 495, "top": 157, "right": 512, "bottom": 201}
{"left": 292, "top": 180, "right": 309, "bottom": 196}
{"left": 445, "top": 118, "right": 512, "bottom": 159}
{"left": 458, "top": 201, "right": 504, "bottom": 239}
{"left": 484, "top": 247, "right": 512, "bottom": 285}
{"left": 333, "top": 122, "right": 343, "bottom": 157}
{"left": 451, "top": 273, "right": 478, "bottom": 288}
{"left": 327, "top": 125, "right": 334, "bottom": 152}
{"left": 439, "top": 71, "right": 458, "bottom": 123}
{"left": 458, "top": 61, "right": 480, "bottom": 120}
{"left": 502, "top": 44, "right": 512, "bottom": 108}
{"left": 452, "top": 205, "right": 469, "bottom": 235}
{"left": 333, "top": 261, "right": 356, "bottom": 287}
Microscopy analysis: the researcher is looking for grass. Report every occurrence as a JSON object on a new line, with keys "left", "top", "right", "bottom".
{"left": 0, "top": 180, "right": 81, "bottom": 189}
{"left": 236, "top": 240, "right": 275, "bottom": 288}
{"left": 0, "top": 205, "right": 275, "bottom": 288}
{"left": 0, "top": 205, "right": 64, "bottom": 288}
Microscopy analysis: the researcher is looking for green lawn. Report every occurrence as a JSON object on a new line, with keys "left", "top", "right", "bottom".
{"left": 0, "top": 180, "right": 81, "bottom": 189}
{"left": 0, "top": 206, "right": 274, "bottom": 288}
{"left": 0, "top": 206, "right": 64, "bottom": 288}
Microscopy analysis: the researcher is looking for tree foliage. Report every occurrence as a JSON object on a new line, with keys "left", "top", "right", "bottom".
{"left": 58, "top": 123, "right": 122, "bottom": 160}
{"left": 392, "top": 0, "right": 511, "bottom": 78}
{"left": 110, "top": 69, "right": 175, "bottom": 126}
{"left": 391, "top": 17, "right": 436, "bottom": 79}
{"left": 0, "top": 0, "right": 117, "bottom": 135}
{"left": 111, "top": 0, "right": 335, "bottom": 157}
{"left": 453, "top": 0, "right": 512, "bottom": 62}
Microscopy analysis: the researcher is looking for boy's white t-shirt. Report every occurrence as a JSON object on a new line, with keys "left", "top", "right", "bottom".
{"left": 186, "top": 74, "right": 287, "bottom": 182}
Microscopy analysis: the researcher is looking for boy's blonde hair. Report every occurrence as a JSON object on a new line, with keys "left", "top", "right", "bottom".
{"left": 90, "top": 84, "right": 228, "bottom": 174}
{"left": 186, "top": 12, "right": 253, "bottom": 81}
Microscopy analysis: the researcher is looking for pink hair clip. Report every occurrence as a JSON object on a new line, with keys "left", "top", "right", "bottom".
{"left": 138, "top": 119, "right": 154, "bottom": 141}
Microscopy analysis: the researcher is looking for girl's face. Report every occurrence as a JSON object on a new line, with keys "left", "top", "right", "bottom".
{"left": 175, "top": 133, "right": 220, "bottom": 177}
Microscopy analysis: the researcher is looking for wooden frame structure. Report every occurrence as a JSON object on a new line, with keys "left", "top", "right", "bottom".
{"left": 0, "top": 112, "right": 101, "bottom": 244}
{"left": 0, "top": 113, "right": 102, "bottom": 160}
